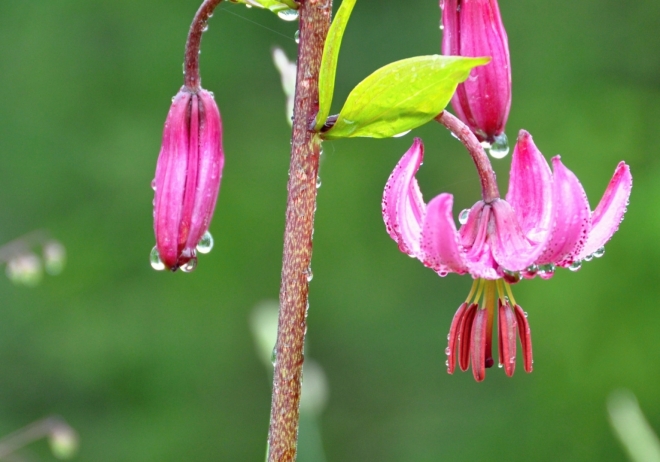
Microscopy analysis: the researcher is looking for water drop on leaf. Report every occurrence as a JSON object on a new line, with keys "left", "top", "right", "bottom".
{"left": 277, "top": 8, "right": 299, "bottom": 21}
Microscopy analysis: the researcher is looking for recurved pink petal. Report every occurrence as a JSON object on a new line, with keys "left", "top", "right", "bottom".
{"left": 490, "top": 199, "right": 540, "bottom": 271}
{"left": 514, "top": 304, "right": 533, "bottom": 373}
{"left": 576, "top": 162, "right": 632, "bottom": 260}
{"left": 506, "top": 130, "right": 553, "bottom": 245}
{"left": 383, "top": 139, "right": 427, "bottom": 258}
{"left": 446, "top": 302, "right": 468, "bottom": 374}
{"left": 421, "top": 194, "right": 468, "bottom": 274}
{"left": 458, "top": 203, "right": 500, "bottom": 279}
{"left": 536, "top": 157, "right": 590, "bottom": 266}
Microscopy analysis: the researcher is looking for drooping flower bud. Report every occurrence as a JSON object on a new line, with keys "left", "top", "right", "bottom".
{"left": 151, "top": 86, "right": 224, "bottom": 272}
{"left": 441, "top": 0, "right": 511, "bottom": 146}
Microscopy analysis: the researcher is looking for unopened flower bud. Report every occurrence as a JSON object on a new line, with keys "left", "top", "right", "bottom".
{"left": 441, "top": 0, "right": 511, "bottom": 144}
{"left": 152, "top": 87, "right": 224, "bottom": 272}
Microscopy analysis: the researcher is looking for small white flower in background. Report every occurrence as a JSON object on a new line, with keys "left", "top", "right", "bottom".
{"left": 6, "top": 254, "right": 43, "bottom": 287}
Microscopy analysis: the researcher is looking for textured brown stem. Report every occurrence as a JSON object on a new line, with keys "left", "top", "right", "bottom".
{"left": 267, "top": 1, "right": 332, "bottom": 461}
{"left": 184, "top": 0, "right": 223, "bottom": 91}
{"left": 436, "top": 111, "right": 500, "bottom": 203}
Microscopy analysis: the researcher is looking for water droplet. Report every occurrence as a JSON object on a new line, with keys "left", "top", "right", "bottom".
{"left": 180, "top": 256, "right": 198, "bottom": 273}
{"left": 271, "top": 346, "right": 277, "bottom": 366}
{"left": 524, "top": 311, "right": 528, "bottom": 318}
{"left": 445, "top": 360, "right": 449, "bottom": 367}
{"left": 498, "top": 363, "right": 503, "bottom": 369}
{"left": 246, "top": 3, "right": 252, "bottom": 7}
{"left": 151, "top": 179, "right": 157, "bottom": 191}
{"left": 304, "top": 267, "right": 313, "bottom": 282}
{"left": 538, "top": 263, "right": 555, "bottom": 279}
{"left": 568, "top": 260, "right": 582, "bottom": 272}
{"left": 316, "top": 176, "right": 322, "bottom": 189}
{"left": 444, "top": 347, "right": 451, "bottom": 356}
{"left": 202, "top": 24, "right": 209, "bottom": 32}
{"left": 487, "top": 133, "right": 509, "bottom": 159}
{"left": 392, "top": 129, "right": 411, "bottom": 138}
{"left": 294, "top": 30, "right": 300, "bottom": 43}
{"left": 196, "top": 231, "right": 214, "bottom": 254}
{"left": 150, "top": 246, "right": 165, "bottom": 271}
{"left": 458, "top": 209, "right": 470, "bottom": 225}
{"left": 584, "top": 254, "right": 593, "bottom": 262}
{"left": 447, "top": 334, "right": 450, "bottom": 341}
{"left": 503, "top": 269, "right": 521, "bottom": 284}
{"left": 277, "top": 8, "right": 299, "bottom": 21}
{"left": 593, "top": 247, "right": 605, "bottom": 258}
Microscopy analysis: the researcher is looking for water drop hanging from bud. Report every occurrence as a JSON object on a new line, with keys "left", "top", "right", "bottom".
{"left": 196, "top": 231, "right": 214, "bottom": 254}
{"left": 277, "top": 9, "right": 299, "bottom": 21}
{"left": 294, "top": 30, "right": 300, "bottom": 44}
{"left": 487, "top": 133, "right": 509, "bottom": 159}
{"left": 150, "top": 246, "right": 166, "bottom": 271}
{"left": 180, "top": 256, "right": 198, "bottom": 273}
{"left": 593, "top": 247, "right": 605, "bottom": 258}
{"left": 458, "top": 209, "right": 470, "bottom": 225}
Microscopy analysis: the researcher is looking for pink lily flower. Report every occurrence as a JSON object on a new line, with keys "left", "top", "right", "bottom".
{"left": 441, "top": 0, "right": 511, "bottom": 146}
{"left": 383, "top": 132, "right": 632, "bottom": 381}
{"left": 151, "top": 86, "right": 224, "bottom": 272}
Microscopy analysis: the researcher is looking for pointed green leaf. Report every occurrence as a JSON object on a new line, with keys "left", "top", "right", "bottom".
{"left": 322, "top": 55, "right": 489, "bottom": 140}
{"left": 315, "top": 0, "right": 357, "bottom": 131}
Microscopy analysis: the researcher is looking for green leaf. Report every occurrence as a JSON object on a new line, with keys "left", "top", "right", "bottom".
{"left": 322, "top": 55, "right": 489, "bottom": 140}
{"left": 315, "top": 0, "right": 357, "bottom": 131}
{"left": 228, "top": 0, "right": 298, "bottom": 14}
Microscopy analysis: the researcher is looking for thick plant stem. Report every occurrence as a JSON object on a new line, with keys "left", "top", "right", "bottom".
{"left": 184, "top": 0, "right": 223, "bottom": 91}
{"left": 436, "top": 111, "right": 500, "bottom": 203}
{"left": 268, "top": 1, "right": 332, "bottom": 461}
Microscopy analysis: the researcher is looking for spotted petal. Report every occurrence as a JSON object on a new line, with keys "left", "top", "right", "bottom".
{"left": 506, "top": 130, "right": 553, "bottom": 245}
{"left": 382, "top": 138, "right": 427, "bottom": 258}
{"left": 490, "top": 199, "right": 540, "bottom": 271}
{"left": 576, "top": 162, "right": 632, "bottom": 260}
{"left": 536, "top": 157, "right": 590, "bottom": 266}
{"left": 420, "top": 193, "right": 468, "bottom": 274}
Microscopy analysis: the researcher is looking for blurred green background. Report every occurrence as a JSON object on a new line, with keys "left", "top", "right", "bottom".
{"left": 0, "top": 0, "right": 659, "bottom": 460}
